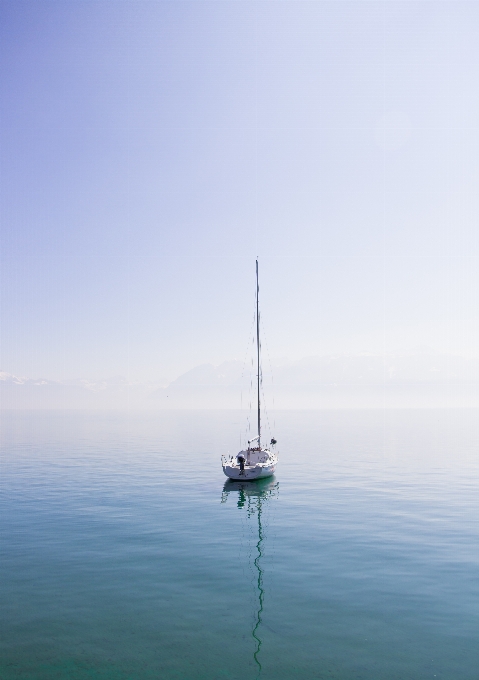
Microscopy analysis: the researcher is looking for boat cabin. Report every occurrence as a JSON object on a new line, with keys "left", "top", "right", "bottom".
{"left": 236, "top": 447, "right": 271, "bottom": 466}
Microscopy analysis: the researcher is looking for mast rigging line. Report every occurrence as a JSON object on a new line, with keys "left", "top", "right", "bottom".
{"left": 261, "top": 321, "right": 277, "bottom": 441}
{"left": 256, "top": 258, "right": 261, "bottom": 448}
{"left": 240, "top": 311, "right": 257, "bottom": 448}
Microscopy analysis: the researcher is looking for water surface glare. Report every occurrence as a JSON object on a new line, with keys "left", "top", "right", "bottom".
{"left": 1, "top": 409, "right": 479, "bottom": 679}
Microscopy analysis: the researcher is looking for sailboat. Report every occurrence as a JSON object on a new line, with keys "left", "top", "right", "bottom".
{"left": 221, "top": 260, "right": 278, "bottom": 481}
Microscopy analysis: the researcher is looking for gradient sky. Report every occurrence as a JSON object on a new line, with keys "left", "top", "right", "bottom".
{"left": 1, "top": 0, "right": 479, "bottom": 383}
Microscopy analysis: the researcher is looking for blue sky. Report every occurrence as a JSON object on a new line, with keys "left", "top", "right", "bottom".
{"left": 1, "top": 1, "right": 479, "bottom": 382}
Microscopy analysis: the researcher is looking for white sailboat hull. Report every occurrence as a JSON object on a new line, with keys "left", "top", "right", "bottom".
{"left": 222, "top": 463, "right": 276, "bottom": 481}
{"left": 222, "top": 448, "right": 278, "bottom": 481}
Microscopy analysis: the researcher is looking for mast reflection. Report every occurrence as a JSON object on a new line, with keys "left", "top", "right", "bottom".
{"left": 221, "top": 477, "right": 279, "bottom": 677}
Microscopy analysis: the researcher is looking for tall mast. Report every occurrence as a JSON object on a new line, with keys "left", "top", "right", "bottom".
{"left": 256, "top": 259, "right": 261, "bottom": 447}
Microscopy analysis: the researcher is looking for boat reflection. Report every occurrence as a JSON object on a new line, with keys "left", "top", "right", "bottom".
{"left": 221, "top": 477, "right": 279, "bottom": 677}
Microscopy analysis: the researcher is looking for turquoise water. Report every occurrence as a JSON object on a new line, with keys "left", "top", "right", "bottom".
{"left": 1, "top": 409, "right": 479, "bottom": 679}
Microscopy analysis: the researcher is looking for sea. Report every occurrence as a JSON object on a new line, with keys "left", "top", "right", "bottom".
{"left": 1, "top": 409, "right": 479, "bottom": 680}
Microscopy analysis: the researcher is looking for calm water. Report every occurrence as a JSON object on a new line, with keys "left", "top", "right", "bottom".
{"left": 1, "top": 409, "right": 479, "bottom": 680}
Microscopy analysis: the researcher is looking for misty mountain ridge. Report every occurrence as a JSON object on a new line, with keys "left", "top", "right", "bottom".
{"left": 158, "top": 354, "right": 479, "bottom": 388}
{"left": 153, "top": 353, "right": 479, "bottom": 409}
{"left": 3, "top": 352, "right": 479, "bottom": 409}
{"left": 0, "top": 372, "right": 162, "bottom": 409}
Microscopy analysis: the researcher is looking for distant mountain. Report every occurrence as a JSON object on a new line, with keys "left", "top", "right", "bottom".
{"left": 3, "top": 353, "right": 479, "bottom": 410}
{"left": 151, "top": 354, "right": 479, "bottom": 409}
{"left": 0, "top": 372, "right": 159, "bottom": 409}
{"left": 273, "top": 353, "right": 479, "bottom": 385}
{"left": 168, "top": 361, "right": 244, "bottom": 387}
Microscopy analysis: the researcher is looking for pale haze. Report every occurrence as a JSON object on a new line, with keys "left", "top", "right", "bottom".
{"left": 1, "top": 1, "right": 479, "bottom": 406}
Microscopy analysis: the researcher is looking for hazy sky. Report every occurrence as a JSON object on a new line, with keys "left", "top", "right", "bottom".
{"left": 2, "top": 0, "right": 479, "bottom": 382}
